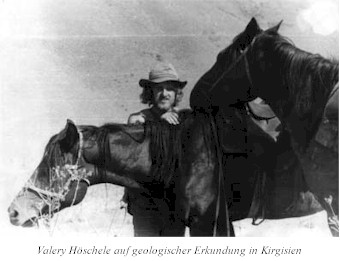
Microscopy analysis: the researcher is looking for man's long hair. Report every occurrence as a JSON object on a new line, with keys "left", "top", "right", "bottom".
{"left": 140, "top": 85, "right": 184, "bottom": 106}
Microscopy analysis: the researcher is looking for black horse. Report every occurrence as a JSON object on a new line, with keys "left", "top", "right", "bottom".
{"left": 193, "top": 17, "right": 338, "bottom": 234}
{"left": 8, "top": 19, "right": 327, "bottom": 236}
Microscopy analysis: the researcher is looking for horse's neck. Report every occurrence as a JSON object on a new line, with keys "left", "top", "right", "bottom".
{"left": 80, "top": 126, "right": 152, "bottom": 189}
{"left": 78, "top": 157, "right": 145, "bottom": 190}
{"left": 279, "top": 46, "right": 338, "bottom": 104}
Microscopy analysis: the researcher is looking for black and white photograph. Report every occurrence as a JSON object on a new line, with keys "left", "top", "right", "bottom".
{"left": 0, "top": 0, "right": 339, "bottom": 259}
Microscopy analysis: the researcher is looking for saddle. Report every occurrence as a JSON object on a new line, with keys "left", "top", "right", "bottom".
{"left": 247, "top": 98, "right": 276, "bottom": 120}
{"left": 247, "top": 98, "right": 281, "bottom": 141}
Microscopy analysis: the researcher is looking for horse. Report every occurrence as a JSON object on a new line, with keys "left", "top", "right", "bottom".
{"left": 7, "top": 118, "right": 191, "bottom": 234}
{"left": 193, "top": 17, "right": 338, "bottom": 234}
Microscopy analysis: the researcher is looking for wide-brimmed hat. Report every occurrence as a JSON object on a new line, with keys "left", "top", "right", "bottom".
{"left": 139, "top": 63, "right": 187, "bottom": 89}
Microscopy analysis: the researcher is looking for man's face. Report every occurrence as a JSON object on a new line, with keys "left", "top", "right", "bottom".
{"left": 152, "top": 82, "right": 177, "bottom": 111}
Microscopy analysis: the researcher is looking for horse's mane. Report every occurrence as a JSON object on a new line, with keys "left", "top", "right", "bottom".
{"left": 80, "top": 111, "right": 192, "bottom": 187}
{"left": 272, "top": 34, "right": 338, "bottom": 106}
{"left": 144, "top": 120, "right": 185, "bottom": 187}
{"left": 264, "top": 31, "right": 339, "bottom": 147}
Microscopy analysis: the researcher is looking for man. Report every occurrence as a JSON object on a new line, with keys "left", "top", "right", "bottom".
{"left": 124, "top": 62, "right": 187, "bottom": 236}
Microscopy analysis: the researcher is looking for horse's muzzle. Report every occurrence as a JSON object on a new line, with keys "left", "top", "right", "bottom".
{"left": 8, "top": 199, "right": 41, "bottom": 227}
{"left": 8, "top": 206, "right": 22, "bottom": 226}
{"left": 8, "top": 206, "right": 38, "bottom": 227}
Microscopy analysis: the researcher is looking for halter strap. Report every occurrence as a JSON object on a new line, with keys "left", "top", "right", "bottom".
{"left": 207, "top": 36, "right": 257, "bottom": 98}
{"left": 76, "top": 128, "right": 84, "bottom": 166}
{"left": 26, "top": 183, "right": 65, "bottom": 201}
{"left": 244, "top": 50, "right": 255, "bottom": 92}
{"left": 25, "top": 125, "right": 91, "bottom": 203}
{"left": 242, "top": 35, "right": 260, "bottom": 99}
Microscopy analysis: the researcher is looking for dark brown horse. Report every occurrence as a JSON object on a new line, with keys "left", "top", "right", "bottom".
{"left": 194, "top": 17, "right": 338, "bottom": 234}
{"left": 7, "top": 118, "right": 194, "bottom": 235}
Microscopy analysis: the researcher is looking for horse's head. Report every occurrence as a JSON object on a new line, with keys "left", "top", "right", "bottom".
{"left": 214, "top": 19, "right": 286, "bottom": 106}
{"left": 245, "top": 21, "right": 339, "bottom": 151}
{"left": 8, "top": 120, "right": 91, "bottom": 227}
{"left": 244, "top": 21, "right": 287, "bottom": 105}
{"left": 190, "top": 18, "right": 263, "bottom": 109}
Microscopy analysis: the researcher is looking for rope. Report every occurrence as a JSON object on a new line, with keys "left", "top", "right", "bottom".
{"left": 210, "top": 114, "right": 231, "bottom": 236}
{"left": 25, "top": 125, "right": 92, "bottom": 224}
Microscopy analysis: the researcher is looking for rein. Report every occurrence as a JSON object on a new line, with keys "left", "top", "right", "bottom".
{"left": 210, "top": 114, "right": 231, "bottom": 236}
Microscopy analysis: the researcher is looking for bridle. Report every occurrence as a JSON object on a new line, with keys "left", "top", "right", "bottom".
{"left": 204, "top": 35, "right": 258, "bottom": 99}
{"left": 24, "top": 127, "right": 92, "bottom": 212}
{"left": 205, "top": 34, "right": 269, "bottom": 235}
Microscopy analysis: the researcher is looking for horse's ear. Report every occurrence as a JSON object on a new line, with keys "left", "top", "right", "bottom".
{"left": 244, "top": 17, "right": 261, "bottom": 35}
{"left": 267, "top": 20, "right": 283, "bottom": 33}
{"left": 57, "top": 119, "right": 79, "bottom": 152}
{"left": 233, "top": 18, "right": 262, "bottom": 51}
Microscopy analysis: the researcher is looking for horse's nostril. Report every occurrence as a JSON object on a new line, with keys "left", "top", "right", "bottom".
{"left": 8, "top": 208, "right": 19, "bottom": 219}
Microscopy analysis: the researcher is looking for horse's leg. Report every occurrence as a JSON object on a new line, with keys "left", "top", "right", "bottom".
{"left": 245, "top": 118, "right": 282, "bottom": 220}
{"left": 223, "top": 153, "right": 256, "bottom": 222}
{"left": 283, "top": 136, "right": 338, "bottom": 235}
{"left": 247, "top": 125, "right": 325, "bottom": 220}
{"left": 184, "top": 167, "right": 217, "bottom": 236}
{"left": 301, "top": 139, "right": 338, "bottom": 213}
{"left": 160, "top": 195, "right": 187, "bottom": 236}
{"left": 183, "top": 135, "right": 234, "bottom": 236}
{"left": 304, "top": 140, "right": 338, "bottom": 236}
{"left": 183, "top": 124, "right": 218, "bottom": 236}
{"left": 161, "top": 214, "right": 186, "bottom": 236}
{"left": 187, "top": 189, "right": 235, "bottom": 237}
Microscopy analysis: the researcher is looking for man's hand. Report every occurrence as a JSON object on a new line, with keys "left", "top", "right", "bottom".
{"left": 160, "top": 111, "right": 179, "bottom": 125}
